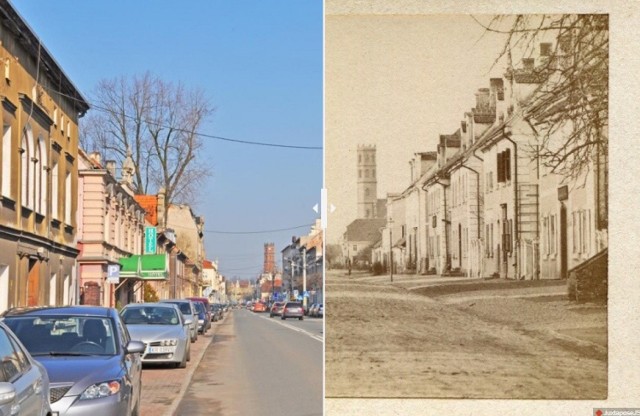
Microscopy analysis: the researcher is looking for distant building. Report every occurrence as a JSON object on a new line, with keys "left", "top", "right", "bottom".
{"left": 263, "top": 242, "right": 276, "bottom": 274}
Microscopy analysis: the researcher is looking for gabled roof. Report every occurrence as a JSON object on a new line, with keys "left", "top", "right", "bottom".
{"left": 344, "top": 218, "right": 386, "bottom": 242}
{"left": 134, "top": 195, "right": 158, "bottom": 226}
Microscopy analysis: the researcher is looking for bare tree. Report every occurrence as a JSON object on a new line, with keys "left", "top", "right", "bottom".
{"left": 81, "top": 72, "right": 215, "bottom": 220}
{"left": 474, "top": 14, "right": 608, "bottom": 226}
{"left": 475, "top": 15, "right": 608, "bottom": 179}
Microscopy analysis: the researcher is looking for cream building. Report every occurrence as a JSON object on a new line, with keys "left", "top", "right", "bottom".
{"left": 0, "top": 3, "right": 90, "bottom": 311}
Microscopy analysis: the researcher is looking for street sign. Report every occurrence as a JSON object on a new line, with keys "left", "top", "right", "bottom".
{"left": 107, "top": 264, "right": 120, "bottom": 284}
{"left": 144, "top": 227, "right": 157, "bottom": 254}
{"left": 293, "top": 290, "right": 299, "bottom": 298}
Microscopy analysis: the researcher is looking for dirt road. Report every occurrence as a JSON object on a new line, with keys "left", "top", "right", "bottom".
{"left": 325, "top": 270, "right": 607, "bottom": 399}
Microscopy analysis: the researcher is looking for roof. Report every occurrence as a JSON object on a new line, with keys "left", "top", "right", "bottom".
{"left": 202, "top": 260, "right": 215, "bottom": 269}
{"left": 0, "top": 0, "right": 90, "bottom": 114}
{"left": 439, "top": 130, "right": 462, "bottom": 148}
{"left": 344, "top": 218, "right": 386, "bottom": 242}
{"left": 134, "top": 195, "right": 158, "bottom": 226}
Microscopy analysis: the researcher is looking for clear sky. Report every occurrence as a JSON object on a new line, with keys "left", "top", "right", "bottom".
{"left": 11, "top": 0, "right": 323, "bottom": 280}
{"left": 325, "top": 13, "right": 507, "bottom": 243}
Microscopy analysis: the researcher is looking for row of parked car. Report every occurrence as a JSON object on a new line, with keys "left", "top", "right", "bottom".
{"left": 0, "top": 297, "right": 228, "bottom": 416}
{"left": 247, "top": 300, "right": 323, "bottom": 320}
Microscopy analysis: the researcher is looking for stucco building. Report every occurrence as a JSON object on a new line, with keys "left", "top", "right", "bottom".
{"left": 76, "top": 150, "right": 146, "bottom": 307}
{"left": 0, "top": 2, "right": 90, "bottom": 311}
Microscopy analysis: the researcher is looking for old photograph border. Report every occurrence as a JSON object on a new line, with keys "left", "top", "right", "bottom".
{"left": 324, "top": 0, "right": 637, "bottom": 414}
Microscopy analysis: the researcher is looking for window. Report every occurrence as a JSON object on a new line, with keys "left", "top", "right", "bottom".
{"left": 51, "top": 160, "right": 59, "bottom": 219}
{"left": 20, "top": 132, "right": 29, "bottom": 207}
{"left": 550, "top": 215, "right": 556, "bottom": 255}
{"left": 543, "top": 217, "right": 549, "bottom": 255}
{"left": 0, "top": 328, "right": 22, "bottom": 382}
{"left": 60, "top": 115, "right": 65, "bottom": 135}
{"left": 64, "top": 170, "right": 72, "bottom": 224}
{"left": 0, "top": 265, "right": 8, "bottom": 313}
{"left": 1, "top": 125, "right": 11, "bottom": 197}
{"left": 49, "top": 273, "right": 57, "bottom": 306}
{"left": 38, "top": 138, "right": 47, "bottom": 215}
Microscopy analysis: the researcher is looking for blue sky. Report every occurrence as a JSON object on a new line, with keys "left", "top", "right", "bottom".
{"left": 11, "top": 0, "right": 323, "bottom": 280}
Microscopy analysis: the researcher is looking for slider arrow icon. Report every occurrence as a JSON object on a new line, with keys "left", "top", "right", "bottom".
{"left": 313, "top": 204, "right": 319, "bottom": 213}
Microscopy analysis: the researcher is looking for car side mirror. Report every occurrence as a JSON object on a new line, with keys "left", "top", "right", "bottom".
{"left": 0, "top": 382, "right": 16, "bottom": 405}
{"left": 184, "top": 318, "right": 193, "bottom": 326}
{"left": 126, "top": 340, "right": 145, "bottom": 354}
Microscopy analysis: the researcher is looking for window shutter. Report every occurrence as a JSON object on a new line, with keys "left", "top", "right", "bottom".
{"left": 505, "top": 148, "right": 511, "bottom": 181}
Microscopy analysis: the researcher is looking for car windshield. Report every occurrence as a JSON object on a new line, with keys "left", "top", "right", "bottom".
{"left": 286, "top": 303, "right": 302, "bottom": 308}
{"left": 121, "top": 306, "right": 180, "bottom": 325}
{"left": 164, "top": 302, "right": 192, "bottom": 314}
{"left": 193, "top": 303, "right": 205, "bottom": 314}
{"left": 3, "top": 316, "right": 117, "bottom": 356}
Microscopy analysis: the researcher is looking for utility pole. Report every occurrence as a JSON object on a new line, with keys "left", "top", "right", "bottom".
{"left": 389, "top": 218, "right": 394, "bottom": 283}
{"left": 302, "top": 246, "right": 307, "bottom": 310}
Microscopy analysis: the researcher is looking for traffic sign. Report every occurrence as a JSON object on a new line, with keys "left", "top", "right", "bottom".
{"left": 144, "top": 227, "right": 157, "bottom": 254}
{"left": 107, "top": 264, "right": 120, "bottom": 284}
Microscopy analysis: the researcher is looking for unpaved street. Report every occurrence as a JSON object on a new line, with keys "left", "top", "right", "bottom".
{"left": 325, "top": 270, "right": 607, "bottom": 399}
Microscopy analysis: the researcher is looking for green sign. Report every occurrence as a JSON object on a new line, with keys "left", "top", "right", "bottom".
{"left": 144, "top": 227, "right": 157, "bottom": 254}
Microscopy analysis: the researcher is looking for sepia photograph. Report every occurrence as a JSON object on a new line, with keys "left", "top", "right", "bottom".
{"left": 325, "top": 5, "right": 609, "bottom": 402}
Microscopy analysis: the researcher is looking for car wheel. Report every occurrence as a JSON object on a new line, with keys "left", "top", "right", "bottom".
{"left": 281, "top": 316, "right": 286, "bottom": 320}
{"left": 177, "top": 349, "right": 187, "bottom": 368}
{"left": 299, "top": 316, "right": 303, "bottom": 321}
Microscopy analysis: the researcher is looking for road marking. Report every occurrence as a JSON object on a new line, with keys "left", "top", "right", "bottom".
{"left": 251, "top": 312, "right": 323, "bottom": 342}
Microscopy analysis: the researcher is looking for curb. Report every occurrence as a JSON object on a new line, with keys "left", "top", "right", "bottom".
{"left": 164, "top": 312, "right": 228, "bottom": 416}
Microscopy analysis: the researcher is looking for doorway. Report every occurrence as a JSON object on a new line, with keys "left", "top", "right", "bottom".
{"left": 560, "top": 204, "right": 568, "bottom": 279}
{"left": 27, "top": 258, "right": 40, "bottom": 306}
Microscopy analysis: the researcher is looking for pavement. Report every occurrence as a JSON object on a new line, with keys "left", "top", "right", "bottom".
{"left": 139, "top": 313, "right": 228, "bottom": 416}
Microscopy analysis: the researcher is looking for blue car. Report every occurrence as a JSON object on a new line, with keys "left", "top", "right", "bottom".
{"left": 2, "top": 306, "right": 145, "bottom": 416}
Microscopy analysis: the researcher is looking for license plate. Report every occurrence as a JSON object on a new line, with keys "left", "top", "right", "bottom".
{"left": 148, "top": 346, "right": 174, "bottom": 353}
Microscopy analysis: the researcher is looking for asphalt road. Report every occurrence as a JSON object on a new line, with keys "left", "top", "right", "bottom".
{"left": 176, "top": 309, "right": 323, "bottom": 416}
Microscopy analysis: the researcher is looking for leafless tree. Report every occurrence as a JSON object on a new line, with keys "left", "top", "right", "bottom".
{"left": 474, "top": 14, "right": 608, "bottom": 225}
{"left": 80, "top": 72, "right": 215, "bottom": 222}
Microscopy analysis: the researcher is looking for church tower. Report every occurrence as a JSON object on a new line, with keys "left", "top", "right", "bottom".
{"left": 357, "top": 145, "right": 377, "bottom": 219}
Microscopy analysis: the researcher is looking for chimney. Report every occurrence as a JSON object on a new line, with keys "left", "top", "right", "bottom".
{"left": 522, "top": 58, "right": 535, "bottom": 72}
{"left": 540, "top": 43, "right": 552, "bottom": 57}
{"left": 490, "top": 78, "right": 504, "bottom": 101}
{"left": 157, "top": 187, "right": 166, "bottom": 228}
{"left": 105, "top": 160, "right": 116, "bottom": 177}
{"left": 88, "top": 152, "right": 102, "bottom": 166}
{"left": 475, "top": 88, "right": 491, "bottom": 113}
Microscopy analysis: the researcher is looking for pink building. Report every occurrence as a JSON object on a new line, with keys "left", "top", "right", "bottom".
{"left": 76, "top": 149, "right": 146, "bottom": 307}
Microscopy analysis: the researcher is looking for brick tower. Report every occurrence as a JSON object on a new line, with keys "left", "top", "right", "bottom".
{"left": 263, "top": 243, "right": 276, "bottom": 274}
{"left": 357, "top": 145, "right": 377, "bottom": 219}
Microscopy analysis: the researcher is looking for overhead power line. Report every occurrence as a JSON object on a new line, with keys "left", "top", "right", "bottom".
{"left": 205, "top": 223, "right": 315, "bottom": 235}
{"left": 47, "top": 86, "right": 322, "bottom": 150}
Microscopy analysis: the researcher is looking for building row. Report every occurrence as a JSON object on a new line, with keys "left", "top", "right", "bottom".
{"left": 0, "top": 0, "right": 217, "bottom": 311}
{"left": 364, "top": 43, "right": 607, "bottom": 280}
{"left": 281, "top": 219, "right": 324, "bottom": 304}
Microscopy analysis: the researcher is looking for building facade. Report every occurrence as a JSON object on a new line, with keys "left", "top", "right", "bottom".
{"left": 76, "top": 150, "right": 146, "bottom": 307}
{"left": 0, "top": 3, "right": 90, "bottom": 311}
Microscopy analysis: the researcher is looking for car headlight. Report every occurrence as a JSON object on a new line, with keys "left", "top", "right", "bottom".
{"left": 161, "top": 339, "right": 177, "bottom": 346}
{"left": 80, "top": 380, "right": 121, "bottom": 400}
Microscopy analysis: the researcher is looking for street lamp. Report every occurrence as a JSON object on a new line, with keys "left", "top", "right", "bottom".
{"left": 389, "top": 218, "right": 394, "bottom": 282}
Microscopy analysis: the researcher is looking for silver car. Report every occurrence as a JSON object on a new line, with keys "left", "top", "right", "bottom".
{"left": 0, "top": 321, "right": 51, "bottom": 416}
{"left": 120, "top": 303, "right": 191, "bottom": 368}
{"left": 159, "top": 300, "right": 199, "bottom": 343}
{"left": 2, "top": 306, "right": 145, "bottom": 416}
